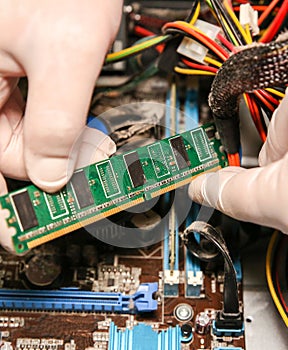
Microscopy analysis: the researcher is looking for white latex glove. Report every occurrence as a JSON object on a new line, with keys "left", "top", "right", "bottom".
{"left": 0, "top": 0, "right": 122, "bottom": 195}
{"left": 189, "top": 88, "right": 288, "bottom": 234}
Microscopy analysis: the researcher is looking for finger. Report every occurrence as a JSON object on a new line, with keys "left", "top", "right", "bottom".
{"left": 0, "top": 172, "right": 8, "bottom": 196}
{"left": 190, "top": 167, "right": 245, "bottom": 207}
{"left": 23, "top": 28, "right": 118, "bottom": 193}
{"left": 0, "top": 89, "right": 28, "bottom": 180}
{"left": 74, "top": 127, "right": 116, "bottom": 170}
{"left": 258, "top": 87, "right": 288, "bottom": 166}
{"left": 0, "top": 201, "right": 16, "bottom": 254}
{"left": 189, "top": 159, "right": 288, "bottom": 233}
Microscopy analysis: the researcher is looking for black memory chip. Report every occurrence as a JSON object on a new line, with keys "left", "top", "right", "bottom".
{"left": 124, "top": 151, "right": 146, "bottom": 188}
{"left": 70, "top": 170, "right": 94, "bottom": 209}
{"left": 11, "top": 191, "right": 38, "bottom": 231}
{"left": 170, "top": 136, "right": 190, "bottom": 170}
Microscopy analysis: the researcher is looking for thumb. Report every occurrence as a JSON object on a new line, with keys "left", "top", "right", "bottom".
{"left": 189, "top": 159, "right": 288, "bottom": 233}
{"left": 23, "top": 42, "right": 112, "bottom": 193}
{"left": 21, "top": 0, "right": 122, "bottom": 193}
{"left": 0, "top": 172, "right": 8, "bottom": 196}
{"left": 74, "top": 127, "right": 116, "bottom": 170}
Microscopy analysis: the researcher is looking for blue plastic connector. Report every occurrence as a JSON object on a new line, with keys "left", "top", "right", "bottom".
{"left": 133, "top": 282, "right": 158, "bottom": 312}
{"left": 0, "top": 283, "right": 158, "bottom": 313}
{"left": 87, "top": 114, "right": 109, "bottom": 134}
{"left": 212, "top": 320, "right": 244, "bottom": 337}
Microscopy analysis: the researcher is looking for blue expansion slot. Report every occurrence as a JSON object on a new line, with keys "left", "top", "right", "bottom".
{"left": 163, "top": 84, "right": 180, "bottom": 297}
{"left": 163, "top": 219, "right": 180, "bottom": 297}
{"left": 0, "top": 283, "right": 158, "bottom": 313}
{"left": 185, "top": 249, "right": 203, "bottom": 297}
{"left": 185, "top": 203, "right": 203, "bottom": 297}
{"left": 108, "top": 322, "right": 182, "bottom": 350}
{"left": 184, "top": 87, "right": 199, "bottom": 129}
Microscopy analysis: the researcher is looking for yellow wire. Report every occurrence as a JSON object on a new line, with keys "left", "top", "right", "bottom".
{"left": 204, "top": 56, "right": 222, "bottom": 68}
{"left": 245, "top": 24, "right": 253, "bottom": 44}
{"left": 243, "top": 93, "right": 249, "bottom": 109}
{"left": 106, "top": 2, "right": 199, "bottom": 64}
{"left": 175, "top": 66, "right": 216, "bottom": 76}
{"left": 223, "top": 0, "right": 251, "bottom": 45}
{"left": 221, "top": 15, "right": 239, "bottom": 47}
{"left": 106, "top": 35, "right": 168, "bottom": 62}
{"left": 189, "top": 1, "right": 201, "bottom": 25}
{"left": 265, "top": 88, "right": 285, "bottom": 99}
{"left": 266, "top": 231, "right": 288, "bottom": 327}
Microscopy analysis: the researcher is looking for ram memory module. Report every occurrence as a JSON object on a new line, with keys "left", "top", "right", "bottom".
{"left": 0, "top": 123, "right": 227, "bottom": 255}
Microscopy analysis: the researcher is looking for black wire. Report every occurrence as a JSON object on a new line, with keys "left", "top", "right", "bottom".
{"left": 182, "top": 221, "right": 240, "bottom": 316}
{"left": 211, "top": 0, "right": 245, "bottom": 46}
{"left": 91, "top": 61, "right": 159, "bottom": 107}
{"left": 253, "top": 94, "right": 274, "bottom": 122}
{"left": 104, "top": 35, "right": 173, "bottom": 65}
{"left": 185, "top": 0, "right": 200, "bottom": 23}
{"left": 157, "top": 0, "right": 201, "bottom": 73}
{"left": 210, "top": 0, "right": 241, "bottom": 46}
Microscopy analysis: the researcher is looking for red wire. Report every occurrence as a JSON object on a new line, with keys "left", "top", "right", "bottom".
{"left": 163, "top": 22, "right": 229, "bottom": 61}
{"left": 181, "top": 58, "right": 218, "bottom": 73}
{"left": 228, "top": 153, "right": 241, "bottom": 166}
{"left": 275, "top": 235, "right": 288, "bottom": 313}
{"left": 251, "top": 96, "right": 267, "bottom": 142}
{"left": 234, "top": 6, "right": 271, "bottom": 12}
{"left": 275, "top": 271, "right": 288, "bottom": 313}
{"left": 132, "top": 14, "right": 167, "bottom": 31}
{"left": 258, "top": 89, "right": 280, "bottom": 107}
{"left": 260, "top": 0, "right": 288, "bottom": 43}
{"left": 217, "top": 33, "right": 236, "bottom": 53}
{"left": 133, "top": 26, "right": 165, "bottom": 53}
{"left": 254, "top": 90, "right": 275, "bottom": 112}
{"left": 246, "top": 94, "right": 267, "bottom": 142}
{"left": 134, "top": 25, "right": 155, "bottom": 37}
{"left": 258, "top": 0, "right": 280, "bottom": 26}
{"left": 233, "top": 0, "right": 249, "bottom": 4}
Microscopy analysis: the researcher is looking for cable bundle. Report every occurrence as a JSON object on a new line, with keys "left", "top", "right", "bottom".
{"left": 162, "top": 0, "right": 287, "bottom": 164}
{"left": 102, "top": 1, "right": 287, "bottom": 165}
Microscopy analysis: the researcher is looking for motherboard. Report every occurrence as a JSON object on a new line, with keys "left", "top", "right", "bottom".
{"left": 0, "top": 220, "right": 245, "bottom": 350}
{"left": 5, "top": 0, "right": 288, "bottom": 347}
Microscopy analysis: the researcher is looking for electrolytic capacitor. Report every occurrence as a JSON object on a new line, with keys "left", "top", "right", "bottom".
{"left": 195, "top": 312, "right": 211, "bottom": 335}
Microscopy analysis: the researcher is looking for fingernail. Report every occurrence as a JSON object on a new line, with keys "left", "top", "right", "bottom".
{"left": 26, "top": 156, "right": 74, "bottom": 193}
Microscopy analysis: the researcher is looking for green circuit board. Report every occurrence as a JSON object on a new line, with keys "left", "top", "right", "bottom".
{"left": 0, "top": 123, "right": 227, "bottom": 255}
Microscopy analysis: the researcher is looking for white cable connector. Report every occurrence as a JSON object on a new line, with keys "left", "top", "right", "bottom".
{"left": 177, "top": 19, "right": 220, "bottom": 63}
{"left": 239, "top": 3, "right": 259, "bottom": 36}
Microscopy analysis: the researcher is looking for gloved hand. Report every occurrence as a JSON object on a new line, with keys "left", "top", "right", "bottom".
{"left": 0, "top": 0, "right": 122, "bottom": 195}
{"left": 189, "top": 88, "right": 288, "bottom": 233}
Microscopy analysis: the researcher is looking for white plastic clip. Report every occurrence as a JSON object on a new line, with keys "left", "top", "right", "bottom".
{"left": 177, "top": 19, "right": 220, "bottom": 63}
{"left": 240, "top": 3, "right": 259, "bottom": 36}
